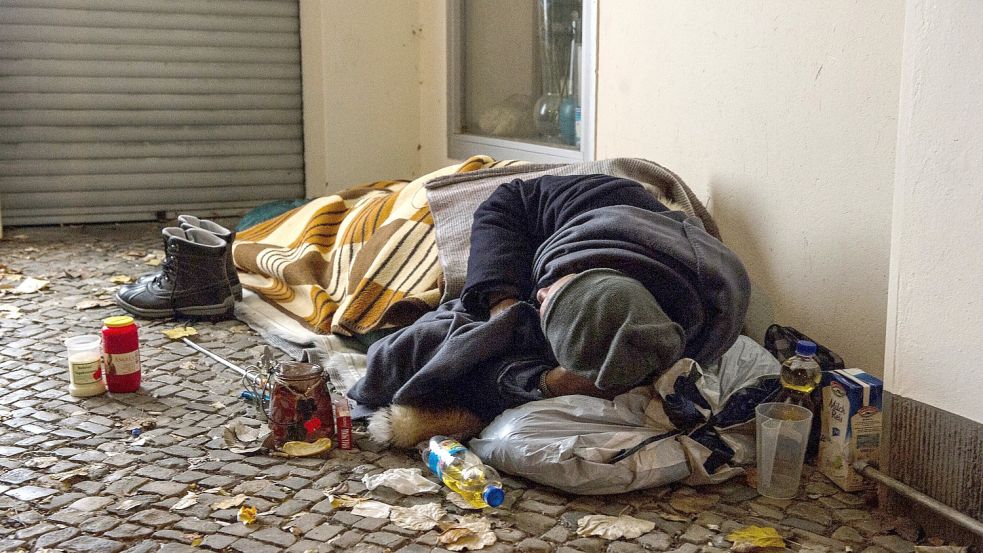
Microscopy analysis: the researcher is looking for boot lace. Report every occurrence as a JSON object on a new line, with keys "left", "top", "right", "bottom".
{"left": 153, "top": 246, "right": 179, "bottom": 286}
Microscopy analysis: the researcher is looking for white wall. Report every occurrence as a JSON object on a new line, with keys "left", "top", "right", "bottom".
{"left": 300, "top": 0, "right": 421, "bottom": 197}
{"left": 417, "top": 0, "right": 904, "bottom": 376}
{"left": 884, "top": 0, "right": 983, "bottom": 424}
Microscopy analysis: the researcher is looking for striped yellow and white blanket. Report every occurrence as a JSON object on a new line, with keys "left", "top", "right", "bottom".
{"left": 232, "top": 156, "right": 512, "bottom": 335}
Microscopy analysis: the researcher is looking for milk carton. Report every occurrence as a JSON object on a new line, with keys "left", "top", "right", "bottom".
{"left": 818, "top": 368, "right": 883, "bottom": 491}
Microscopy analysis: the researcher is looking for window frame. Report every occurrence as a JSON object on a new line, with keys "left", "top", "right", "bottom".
{"left": 446, "top": 0, "right": 598, "bottom": 163}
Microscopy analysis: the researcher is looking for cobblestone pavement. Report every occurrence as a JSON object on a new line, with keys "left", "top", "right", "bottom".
{"left": 0, "top": 223, "right": 931, "bottom": 553}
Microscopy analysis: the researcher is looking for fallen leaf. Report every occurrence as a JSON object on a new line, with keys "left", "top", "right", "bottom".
{"left": 351, "top": 500, "right": 392, "bottom": 519}
{"left": 75, "top": 298, "right": 113, "bottom": 310}
{"left": 210, "top": 401, "right": 226, "bottom": 409}
{"left": 669, "top": 491, "right": 721, "bottom": 514}
{"left": 222, "top": 420, "right": 270, "bottom": 455}
{"left": 237, "top": 504, "right": 257, "bottom": 525}
{"left": 116, "top": 499, "right": 143, "bottom": 511}
{"left": 23, "top": 456, "right": 59, "bottom": 469}
{"left": 727, "top": 525, "right": 786, "bottom": 552}
{"left": 109, "top": 275, "right": 133, "bottom": 284}
{"left": 446, "top": 491, "right": 484, "bottom": 510}
{"left": 361, "top": 468, "right": 442, "bottom": 495}
{"left": 438, "top": 516, "right": 497, "bottom": 551}
{"left": 163, "top": 326, "right": 197, "bottom": 339}
{"left": 171, "top": 491, "right": 199, "bottom": 511}
{"left": 212, "top": 494, "right": 247, "bottom": 510}
{"left": 0, "top": 305, "right": 22, "bottom": 319}
{"left": 654, "top": 510, "right": 691, "bottom": 522}
{"left": 188, "top": 534, "right": 203, "bottom": 547}
{"left": 576, "top": 514, "right": 656, "bottom": 540}
{"left": 11, "top": 277, "right": 48, "bottom": 294}
{"left": 390, "top": 503, "right": 447, "bottom": 531}
{"left": 281, "top": 438, "right": 332, "bottom": 457}
{"left": 327, "top": 494, "right": 366, "bottom": 508}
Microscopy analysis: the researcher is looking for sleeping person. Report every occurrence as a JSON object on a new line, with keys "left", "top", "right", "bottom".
{"left": 348, "top": 174, "right": 751, "bottom": 447}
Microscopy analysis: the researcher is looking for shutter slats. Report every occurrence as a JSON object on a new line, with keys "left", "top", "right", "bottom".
{"left": 1, "top": 25, "right": 299, "bottom": 48}
{"left": 1, "top": 1, "right": 303, "bottom": 225}
{"left": 0, "top": 154, "right": 303, "bottom": 177}
{"left": 0, "top": 60, "right": 300, "bottom": 79}
{"left": 0, "top": 43, "right": 299, "bottom": 64}
{"left": 0, "top": 110, "right": 301, "bottom": 126}
{"left": 0, "top": 76, "right": 300, "bottom": 95}
{"left": 0, "top": 93, "right": 301, "bottom": 110}
{"left": 6, "top": 185, "right": 288, "bottom": 209}
{"left": 4, "top": 125, "right": 301, "bottom": 143}
{"left": 0, "top": 139, "right": 302, "bottom": 160}
{"left": 0, "top": 0, "right": 297, "bottom": 18}
{"left": 2, "top": 169, "right": 303, "bottom": 193}
{"left": 0, "top": 8, "right": 297, "bottom": 32}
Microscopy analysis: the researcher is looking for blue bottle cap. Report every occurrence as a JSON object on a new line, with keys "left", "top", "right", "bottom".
{"left": 795, "top": 340, "right": 818, "bottom": 357}
{"left": 482, "top": 485, "right": 505, "bottom": 508}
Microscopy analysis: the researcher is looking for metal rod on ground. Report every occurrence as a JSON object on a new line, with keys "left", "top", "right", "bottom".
{"left": 181, "top": 337, "right": 260, "bottom": 385}
{"left": 853, "top": 461, "right": 983, "bottom": 538}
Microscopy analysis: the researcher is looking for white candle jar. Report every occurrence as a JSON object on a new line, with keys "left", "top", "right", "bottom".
{"left": 65, "top": 335, "right": 106, "bottom": 397}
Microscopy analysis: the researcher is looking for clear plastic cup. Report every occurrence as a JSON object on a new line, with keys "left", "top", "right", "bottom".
{"left": 755, "top": 402, "right": 812, "bottom": 499}
{"left": 65, "top": 335, "right": 106, "bottom": 398}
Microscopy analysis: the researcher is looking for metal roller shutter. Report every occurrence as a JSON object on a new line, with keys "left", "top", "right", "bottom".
{"left": 0, "top": 0, "right": 304, "bottom": 225}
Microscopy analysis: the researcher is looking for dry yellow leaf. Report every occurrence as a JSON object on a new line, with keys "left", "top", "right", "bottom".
{"left": 163, "top": 326, "right": 197, "bottom": 340}
{"left": 727, "top": 525, "right": 786, "bottom": 552}
{"left": 328, "top": 494, "right": 367, "bottom": 508}
{"left": 280, "top": 438, "right": 332, "bottom": 457}
{"left": 211, "top": 493, "right": 247, "bottom": 510}
{"left": 109, "top": 275, "right": 133, "bottom": 284}
{"left": 237, "top": 504, "right": 257, "bottom": 525}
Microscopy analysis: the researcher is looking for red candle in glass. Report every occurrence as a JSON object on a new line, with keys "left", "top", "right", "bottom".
{"left": 101, "top": 316, "right": 141, "bottom": 393}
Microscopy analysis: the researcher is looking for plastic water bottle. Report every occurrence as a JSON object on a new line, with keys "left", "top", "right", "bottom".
{"left": 421, "top": 436, "right": 505, "bottom": 508}
{"left": 777, "top": 340, "right": 822, "bottom": 412}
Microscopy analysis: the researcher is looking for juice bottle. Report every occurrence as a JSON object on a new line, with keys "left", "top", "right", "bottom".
{"left": 777, "top": 339, "right": 822, "bottom": 410}
{"left": 421, "top": 436, "right": 505, "bottom": 509}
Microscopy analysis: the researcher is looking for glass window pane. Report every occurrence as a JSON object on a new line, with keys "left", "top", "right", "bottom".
{"left": 461, "top": 0, "right": 583, "bottom": 149}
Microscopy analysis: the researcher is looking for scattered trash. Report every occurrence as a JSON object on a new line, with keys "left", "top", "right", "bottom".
{"left": 131, "top": 428, "right": 142, "bottom": 438}
{"left": 437, "top": 515, "right": 497, "bottom": 551}
{"left": 212, "top": 494, "right": 247, "bottom": 510}
{"left": 23, "top": 456, "right": 58, "bottom": 469}
{"left": 576, "top": 514, "right": 656, "bottom": 540}
{"left": 163, "top": 326, "right": 198, "bottom": 339}
{"left": 222, "top": 420, "right": 271, "bottom": 455}
{"left": 446, "top": 491, "right": 483, "bottom": 510}
{"left": 143, "top": 250, "right": 165, "bottom": 266}
{"left": 123, "top": 417, "right": 157, "bottom": 434}
{"left": 669, "top": 490, "right": 721, "bottom": 514}
{"left": 0, "top": 305, "right": 22, "bottom": 319}
{"left": 117, "top": 499, "right": 143, "bottom": 511}
{"left": 351, "top": 500, "right": 392, "bottom": 519}
{"left": 239, "top": 390, "right": 269, "bottom": 402}
{"left": 11, "top": 277, "right": 49, "bottom": 295}
{"left": 389, "top": 503, "right": 447, "bottom": 531}
{"left": 75, "top": 298, "right": 113, "bottom": 310}
{"left": 362, "top": 468, "right": 441, "bottom": 495}
{"left": 237, "top": 504, "right": 257, "bottom": 525}
{"left": 726, "top": 525, "right": 786, "bottom": 552}
{"left": 280, "top": 438, "right": 332, "bottom": 457}
{"left": 326, "top": 494, "right": 365, "bottom": 508}
{"left": 171, "top": 491, "right": 199, "bottom": 511}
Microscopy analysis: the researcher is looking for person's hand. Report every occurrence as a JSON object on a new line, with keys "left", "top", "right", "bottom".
{"left": 542, "top": 367, "right": 626, "bottom": 399}
{"left": 489, "top": 297, "right": 518, "bottom": 318}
